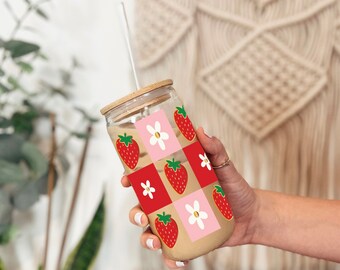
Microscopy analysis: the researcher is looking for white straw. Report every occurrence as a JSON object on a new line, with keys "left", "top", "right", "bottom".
{"left": 119, "top": 1, "right": 140, "bottom": 90}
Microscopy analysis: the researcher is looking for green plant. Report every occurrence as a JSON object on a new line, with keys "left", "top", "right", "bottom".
{"left": 63, "top": 195, "right": 106, "bottom": 270}
{"left": 0, "top": 0, "right": 102, "bottom": 268}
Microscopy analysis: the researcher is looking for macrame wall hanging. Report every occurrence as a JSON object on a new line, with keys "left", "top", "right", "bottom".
{"left": 134, "top": 0, "right": 340, "bottom": 269}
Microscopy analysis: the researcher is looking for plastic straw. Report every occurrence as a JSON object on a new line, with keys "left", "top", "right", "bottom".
{"left": 119, "top": 1, "right": 140, "bottom": 90}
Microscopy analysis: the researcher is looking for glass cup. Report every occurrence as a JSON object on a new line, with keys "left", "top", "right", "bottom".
{"left": 101, "top": 79, "right": 234, "bottom": 260}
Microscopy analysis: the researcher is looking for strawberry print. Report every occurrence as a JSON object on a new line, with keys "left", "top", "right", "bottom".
{"left": 164, "top": 158, "right": 188, "bottom": 194}
{"left": 213, "top": 185, "right": 233, "bottom": 220}
{"left": 116, "top": 133, "right": 139, "bottom": 169}
{"left": 174, "top": 106, "right": 196, "bottom": 141}
{"left": 155, "top": 212, "right": 178, "bottom": 248}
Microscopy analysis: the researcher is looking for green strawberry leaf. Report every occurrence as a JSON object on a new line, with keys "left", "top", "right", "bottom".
{"left": 176, "top": 106, "right": 187, "bottom": 118}
{"left": 157, "top": 212, "right": 171, "bottom": 226}
{"left": 215, "top": 185, "right": 225, "bottom": 197}
{"left": 166, "top": 158, "right": 181, "bottom": 172}
{"left": 118, "top": 133, "right": 133, "bottom": 147}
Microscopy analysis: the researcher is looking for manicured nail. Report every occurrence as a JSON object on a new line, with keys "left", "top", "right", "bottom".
{"left": 175, "top": 261, "right": 186, "bottom": 267}
{"left": 204, "top": 129, "right": 213, "bottom": 138}
{"left": 134, "top": 212, "right": 143, "bottom": 225}
{"left": 146, "top": 238, "right": 154, "bottom": 249}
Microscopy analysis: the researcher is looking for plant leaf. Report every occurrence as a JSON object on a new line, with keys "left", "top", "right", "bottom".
{"left": 0, "top": 68, "right": 4, "bottom": 77}
{"left": 71, "top": 131, "right": 89, "bottom": 139}
{"left": 35, "top": 8, "right": 48, "bottom": 20}
{"left": 37, "top": 52, "right": 48, "bottom": 61}
{"left": 11, "top": 182, "right": 39, "bottom": 210}
{"left": 0, "top": 160, "right": 25, "bottom": 184}
{"left": 16, "top": 61, "right": 33, "bottom": 73}
{"left": 21, "top": 142, "right": 48, "bottom": 180}
{"left": 63, "top": 195, "right": 105, "bottom": 270}
{"left": 0, "top": 224, "right": 16, "bottom": 245}
{"left": 0, "top": 134, "right": 25, "bottom": 163}
{"left": 11, "top": 110, "right": 38, "bottom": 135}
{"left": 0, "top": 83, "right": 11, "bottom": 93}
{"left": 34, "top": 167, "right": 58, "bottom": 195}
{"left": 0, "top": 118, "right": 11, "bottom": 129}
{"left": 40, "top": 81, "right": 68, "bottom": 98}
{"left": 57, "top": 154, "right": 70, "bottom": 172}
{"left": 4, "top": 40, "right": 40, "bottom": 58}
{"left": 0, "top": 256, "right": 5, "bottom": 270}
{"left": 7, "top": 76, "right": 20, "bottom": 90}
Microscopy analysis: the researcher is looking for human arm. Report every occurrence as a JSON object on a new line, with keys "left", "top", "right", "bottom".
{"left": 122, "top": 127, "right": 340, "bottom": 268}
{"left": 251, "top": 189, "right": 340, "bottom": 262}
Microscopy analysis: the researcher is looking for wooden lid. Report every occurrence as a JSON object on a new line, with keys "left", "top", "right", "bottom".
{"left": 100, "top": 79, "right": 173, "bottom": 115}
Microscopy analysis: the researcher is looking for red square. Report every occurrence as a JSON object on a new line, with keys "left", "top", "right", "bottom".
{"left": 183, "top": 141, "right": 218, "bottom": 188}
{"left": 128, "top": 164, "right": 172, "bottom": 214}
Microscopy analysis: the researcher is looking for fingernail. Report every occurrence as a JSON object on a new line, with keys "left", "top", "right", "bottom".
{"left": 175, "top": 261, "right": 186, "bottom": 267}
{"left": 134, "top": 212, "right": 143, "bottom": 225}
{"left": 204, "top": 129, "right": 213, "bottom": 138}
{"left": 146, "top": 238, "right": 154, "bottom": 249}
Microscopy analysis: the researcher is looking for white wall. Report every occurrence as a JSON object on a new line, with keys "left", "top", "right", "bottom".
{"left": 0, "top": 0, "right": 147, "bottom": 269}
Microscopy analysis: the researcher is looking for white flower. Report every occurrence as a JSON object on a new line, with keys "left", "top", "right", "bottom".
{"left": 185, "top": 200, "right": 208, "bottom": 230}
{"left": 146, "top": 121, "right": 169, "bottom": 150}
{"left": 199, "top": 153, "right": 211, "bottom": 170}
{"left": 141, "top": 180, "right": 155, "bottom": 199}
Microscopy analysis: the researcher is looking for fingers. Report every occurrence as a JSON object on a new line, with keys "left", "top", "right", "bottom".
{"left": 163, "top": 255, "right": 189, "bottom": 269}
{"left": 129, "top": 205, "right": 163, "bottom": 251}
{"left": 121, "top": 175, "right": 131, "bottom": 187}
{"left": 196, "top": 127, "right": 244, "bottom": 191}
{"left": 129, "top": 205, "right": 149, "bottom": 227}
{"left": 140, "top": 226, "right": 161, "bottom": 251}
{"left": 196, "top": 127, "right": 229, "bottom": 167}
{"left": 129, "top": 206, "right": 188, "bottom": 268}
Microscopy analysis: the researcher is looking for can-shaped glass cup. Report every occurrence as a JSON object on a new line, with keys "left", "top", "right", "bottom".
{"left": 100, "top": 79, "right": 234, "bottom": 260}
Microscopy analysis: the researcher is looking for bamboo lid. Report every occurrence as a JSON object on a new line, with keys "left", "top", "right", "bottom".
{"left": 100, "top": 79, "right": 173, "bottom": 115}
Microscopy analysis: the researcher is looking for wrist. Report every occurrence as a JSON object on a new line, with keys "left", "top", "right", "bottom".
{"left": 249, "top": 190, "right": 285, "bottom": 246}
{"left": 247, "top": 189, "right": 263, "bottom": 245}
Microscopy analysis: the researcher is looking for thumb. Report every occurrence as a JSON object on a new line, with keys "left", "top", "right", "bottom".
{"left": 196, "top": 127, "right": 229, "bottom": 167}
{"left": 196, "top": 127, "right": 243, "bottom": 194}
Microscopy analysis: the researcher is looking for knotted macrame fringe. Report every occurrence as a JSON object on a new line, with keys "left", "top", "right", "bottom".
{"left": 134, "top": 0, "right": 340, "bottom": 269}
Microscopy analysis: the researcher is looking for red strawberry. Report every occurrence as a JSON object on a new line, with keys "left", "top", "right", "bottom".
{"left": 116, "top": 133, "right": 139, "bottom": 169}
{"left": 164, "top": 158, "right": 188, "bottom": 194}
{"left": 155, "top": 212, "right": 178, "bottom": 248}
{"left": 174, "top": 106, "right": 196, "bottom": 141}
{"left": 213, "top": 185, "right": 233, "bottom": 220}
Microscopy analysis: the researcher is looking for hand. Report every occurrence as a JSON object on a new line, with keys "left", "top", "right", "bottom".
{"left": 121, "top": 127, "right": 258, "bottom": 268}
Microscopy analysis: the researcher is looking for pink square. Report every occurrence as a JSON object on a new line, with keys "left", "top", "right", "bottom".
{"left": 174, "top": 189, "right": 220, "bottom": 242}
{"left": 135, "top": 110, "right": 181, "bottom": 162}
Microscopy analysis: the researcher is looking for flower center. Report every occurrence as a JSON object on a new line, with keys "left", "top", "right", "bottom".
{"left": 194, "top": 211, "right": 200, "bottom": 218}
{"left": 204, "top": 158, "right": 209, "bottom": 164}
{"left": 146, "top": 187, "right": 150, "bottom": 192}
{"left": 155, "top": 132, "right": 161, "bottom": 139}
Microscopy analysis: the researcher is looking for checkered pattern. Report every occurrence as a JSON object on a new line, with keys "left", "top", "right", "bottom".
{"left": 126, "top": 108, "right": 222, "bottom": 242}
